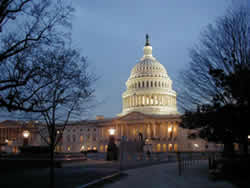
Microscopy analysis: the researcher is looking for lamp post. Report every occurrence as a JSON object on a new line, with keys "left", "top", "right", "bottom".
{"left": 23, "top": 130, "right": 30, "bottom": 146}
{"left": 107, "top": 128, "right": 117, "bottom": 161}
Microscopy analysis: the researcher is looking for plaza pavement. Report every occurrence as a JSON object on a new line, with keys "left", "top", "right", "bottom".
{"left": 102, "top": 161, "right": 236, "bottom": 188}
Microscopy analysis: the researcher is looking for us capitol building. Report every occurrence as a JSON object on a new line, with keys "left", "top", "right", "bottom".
{"left": 59, "top": 35, "right": 212, "bottom": 153}
{"left": 0, "top": 35, "right": 215, "bottom": 153}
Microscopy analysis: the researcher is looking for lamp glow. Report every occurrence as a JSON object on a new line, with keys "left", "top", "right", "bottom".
{"left": 168, "top": 127, "right": 172, "bottom": 132}
{"left": 81, "top": 145, "right": 85, "bottom": 151}
{"left": 109, "top": 128, "right": 115, "bottom": 135}
{"left": 194, "top": 144, "right": 199, "bottom": 148}
{"left": 23, "top": 130, "right": 30, "bottom": 138}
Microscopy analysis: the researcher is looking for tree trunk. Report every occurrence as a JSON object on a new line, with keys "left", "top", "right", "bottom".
{"left": 49, "top": 126, "right": 55, "bottom": 188}
{"left": 242, "top": 135, "right": 249, "bottom": 156}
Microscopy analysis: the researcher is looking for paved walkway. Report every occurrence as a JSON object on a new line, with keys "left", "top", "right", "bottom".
{"left": 103, "top": 161, "right": 236, "bottom": 188}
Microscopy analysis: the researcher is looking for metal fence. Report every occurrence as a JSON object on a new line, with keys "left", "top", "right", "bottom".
{"left": 176, "top": 151, "right": 221, "bottom": 176}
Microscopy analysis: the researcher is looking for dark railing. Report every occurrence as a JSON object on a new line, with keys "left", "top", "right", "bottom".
{"left": 176, "top": 151, "right": 221, "bottom": 176}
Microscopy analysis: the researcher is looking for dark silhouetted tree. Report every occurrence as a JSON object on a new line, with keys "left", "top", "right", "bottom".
{"left": 31, "top": 46, "right": 95, "bottom": 188}
{"left": 178, "top": 5, "right": 250, "bottom": 155}
{"left": 0, "top": 0, "right": 73, "bottom": 112}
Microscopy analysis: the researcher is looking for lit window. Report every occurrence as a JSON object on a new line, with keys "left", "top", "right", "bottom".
{"left": 67, "top": 146, "right": 71, "bottom": 151}
{"left": 93, "top": 146, "right": 97, "bottom": 150}
{"left": 194, "top": 144, "right": 199, "bottom": 148}
{"left": 80, "top": 136, "right": 84, "bottom": 142}
{"left": 248, "top": 135, "right": 250, "bottom": 139}
{"left": 168, "top": 144, "right": 173, "bottom": 151}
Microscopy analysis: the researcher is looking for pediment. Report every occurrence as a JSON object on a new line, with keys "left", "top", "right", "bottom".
{"left": 117, "top": 111, "right": 147, "bottom": 121}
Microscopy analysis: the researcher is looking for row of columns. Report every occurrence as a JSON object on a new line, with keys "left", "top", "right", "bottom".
{"left": 123, "top": 94, "right": 176, "bottom": 108}
{"left": 128, "top": 80, "right": 170, "bottom": 90}
{"left": 99, "top": 122, "right": 178, "bottom": 141}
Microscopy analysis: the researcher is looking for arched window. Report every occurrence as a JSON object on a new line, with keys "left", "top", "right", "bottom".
{"left": 146, "top": 81, "right": 149, "bottom": 88}
{"left": 155, "top": 81, "right": 157, "bottom": 87}
{"left": 142, "top": 81, "right": 144, "bottom": 88}
{"left": 158, "top": 81, "right": 161, "bottom": 87}
{"left": 162, "top": 82, "right": 164, "bottom": 87}
{"left": 138, "top": 82, "right": 141, "bottom": 88}
{"left": 135, "top": 83, "right": 137, "bottom": 88}
{"left": 151, "top": 81, "right": 153, "bottom": 87}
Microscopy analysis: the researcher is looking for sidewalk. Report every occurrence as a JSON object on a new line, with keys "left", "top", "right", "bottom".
{"left": 103, "top": 161, "right": 236, "bottom": 188}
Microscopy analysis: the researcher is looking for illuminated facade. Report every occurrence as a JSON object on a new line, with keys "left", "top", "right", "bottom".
{"left": 61, "top": 35, "right": 210, "bottom": 153}
{"left": 0, "top": 35, "right": 215, "bottom": 154}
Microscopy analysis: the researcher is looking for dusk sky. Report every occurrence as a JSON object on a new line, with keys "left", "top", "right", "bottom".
{"left": 71, "top": 0, "right": 231, "bottom": 119}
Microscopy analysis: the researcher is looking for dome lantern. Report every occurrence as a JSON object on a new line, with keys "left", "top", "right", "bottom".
{"left": 143, "top": 34, "right": 153, "bottom": 58}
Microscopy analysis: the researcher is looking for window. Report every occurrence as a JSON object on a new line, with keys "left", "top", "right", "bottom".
{"left": 87, "top": 128, "right": 90, "bottom": 131}
{"left": 67, "top": 135, "right": 71, "bottom": 143}
{"left": 80, "top": 136, "right": 83, "bottom": 142}
{"left": 72, "top": 135, "right": 76, "bottom": 142}
{"left": 94, "top": 128, "right": 96, "bottom": 131}
{"left": 93, "top": 134, "right": 96, "bottom": 141}
{"left": 80, "top": 128, "right": 83, "bottom": 132}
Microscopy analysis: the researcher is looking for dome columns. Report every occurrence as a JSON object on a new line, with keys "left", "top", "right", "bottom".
{"left": 123, "top": 94, "right": 176, "bottom": 108}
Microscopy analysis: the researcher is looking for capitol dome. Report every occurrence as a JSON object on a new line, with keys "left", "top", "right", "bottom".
{"left": 119, "top": 35, "right": 178, "bottom": 116}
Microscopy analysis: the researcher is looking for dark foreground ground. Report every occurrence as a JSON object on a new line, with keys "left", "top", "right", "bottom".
{"left": 0, "top": 155, "right": 173, "bottom": 188}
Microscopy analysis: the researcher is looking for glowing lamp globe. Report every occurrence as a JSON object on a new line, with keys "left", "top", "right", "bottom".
{"left": 23, "top": 130, "right": 30, "bottom": 138}
{"left": 109, "top": 128, "right": 115, "bottom": 135}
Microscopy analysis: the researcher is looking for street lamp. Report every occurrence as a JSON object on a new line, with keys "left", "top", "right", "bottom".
{"left": 23, "top": 130, "right": 30, "bottom": 146}
{"left": 107, "top": 128, "right": 117, "bottom": 161}
{"left": 108, "top": 128, "right": 115, "bottom": 136}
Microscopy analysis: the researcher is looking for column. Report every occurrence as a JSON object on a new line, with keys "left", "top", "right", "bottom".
{"left": 156, "top": 122, "right": 160, "bottom": 138}
{"left": 153, "top": 123, "right": 156, "bottom": 137}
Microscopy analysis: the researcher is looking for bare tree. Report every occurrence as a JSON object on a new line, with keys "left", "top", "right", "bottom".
{"left": 178, "top": 5, "right": 250, "bottom": 154}
{"left": 30, "top": 46, "right": 95, "bottom": 188}
{"left": 178, "top": 5, "right": 250, "bottom": 111}
{"left": 0, "top": 0, "right": 73, "bottom": 112}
